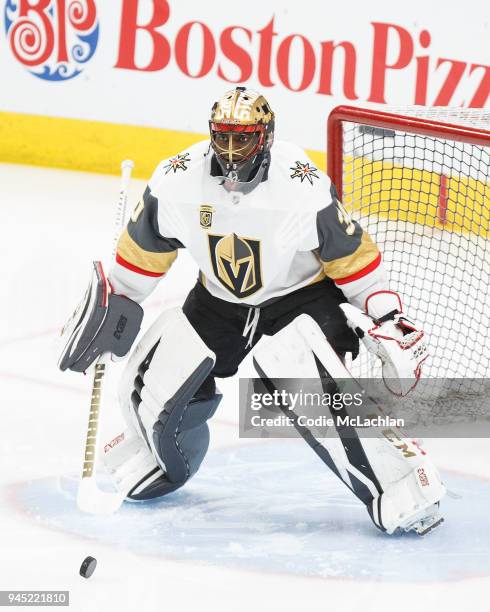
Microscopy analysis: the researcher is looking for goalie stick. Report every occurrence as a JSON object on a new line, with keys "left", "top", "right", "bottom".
{"left": 76, "top": 159, "right": 134, "bottom": 515}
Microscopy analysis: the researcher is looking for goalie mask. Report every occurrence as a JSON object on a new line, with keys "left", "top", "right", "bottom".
{"left": 209, "top": 87, "right": 275, "bottom": 192}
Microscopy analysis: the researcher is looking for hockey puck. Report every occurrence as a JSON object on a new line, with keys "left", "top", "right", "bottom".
{"left": 79, "top": 556, "right": 97, "bottom": 579}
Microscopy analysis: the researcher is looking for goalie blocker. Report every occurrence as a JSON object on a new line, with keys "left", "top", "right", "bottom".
{"left": 58, "top": 261, "right": 144, "bottom": 372}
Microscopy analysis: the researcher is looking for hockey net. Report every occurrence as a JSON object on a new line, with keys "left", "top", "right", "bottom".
{"left": 327, "top": 106, "right": 490, "bottom": 394}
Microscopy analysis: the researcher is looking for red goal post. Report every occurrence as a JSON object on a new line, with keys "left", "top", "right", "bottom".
{"left": 326, "top": 105, "right": 490, "bottom": 383}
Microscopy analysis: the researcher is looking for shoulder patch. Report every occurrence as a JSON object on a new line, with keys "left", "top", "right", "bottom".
{"left": 163, "top": 152, "right": 191, "bottom": 175}
{"left": 290, "top": 160, "right": 319, "bottom": 185}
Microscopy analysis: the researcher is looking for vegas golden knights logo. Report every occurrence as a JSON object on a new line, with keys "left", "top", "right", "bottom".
{"left": 200, "top": 204, "right": 214, "bottom": 228}
{"left": 208, "top": 233, "right": 262, "bottom": 298}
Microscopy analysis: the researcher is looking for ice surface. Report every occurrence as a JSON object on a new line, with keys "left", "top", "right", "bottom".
{"left": 1, "top": 163, "right": 489, "bottom": 612}
{"left": 12, "top": 442, "right": 490, "bottom": 582}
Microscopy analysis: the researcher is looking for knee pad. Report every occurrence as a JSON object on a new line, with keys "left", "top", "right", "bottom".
{"left": 118, "top": 308, "right": 221, "bottom": 498}
{"left": 153, "top": 393, "right": 221, "bottom": 490}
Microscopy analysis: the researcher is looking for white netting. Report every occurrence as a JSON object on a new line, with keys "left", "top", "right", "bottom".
{"left": 385, "top": 106, "right": 490, "bottom": 131}
{"left": 334, "top": 107, "right": 490, "bottom": 389}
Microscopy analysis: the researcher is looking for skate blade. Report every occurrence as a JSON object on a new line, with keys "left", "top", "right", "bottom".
{"left": 402, "top": 508, "right": 444, "bottom": 536}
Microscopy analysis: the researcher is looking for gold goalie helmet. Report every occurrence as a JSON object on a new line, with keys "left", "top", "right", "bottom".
{"left": 209, "top": 86, "right": 275, "bottom": 186}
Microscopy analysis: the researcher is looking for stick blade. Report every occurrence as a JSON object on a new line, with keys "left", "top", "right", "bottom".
{"left": 77, "top": 477, "right": 126, "bottom": 515}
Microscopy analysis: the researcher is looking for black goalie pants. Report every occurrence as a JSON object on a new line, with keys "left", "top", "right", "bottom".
{"left": 182, "top": 278, "right": 359, "bottom": 394}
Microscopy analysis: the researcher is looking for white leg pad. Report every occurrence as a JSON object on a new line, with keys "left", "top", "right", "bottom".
{"left": 374, "top": 461, "right": 446, "bottom": 534}
{"left": 102, "top": 429, "right": 164, "bottom": 499}
{"left": 118, "top": 307, "right": 215, "bottom": 444}
{"left": 254, "top": 314, "right": 446, "bottom": 533}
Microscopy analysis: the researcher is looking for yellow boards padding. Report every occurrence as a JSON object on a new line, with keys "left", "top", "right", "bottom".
{"left": 0, "top": 111, "right": 206, "bottom": 179}
{"left": 0, "top": 111, "right": 327, "bottom": 180}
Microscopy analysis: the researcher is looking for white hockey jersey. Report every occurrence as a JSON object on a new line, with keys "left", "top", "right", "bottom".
{"left": 110, "top": 140, "right": 395, "bottom": 318}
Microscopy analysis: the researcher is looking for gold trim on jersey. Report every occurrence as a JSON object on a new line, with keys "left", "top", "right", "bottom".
{"left": 117, "top": 229, "right": 177, "bottom": 274}
{"left": 321, "top": 232, "right": 380, "bottom": 280}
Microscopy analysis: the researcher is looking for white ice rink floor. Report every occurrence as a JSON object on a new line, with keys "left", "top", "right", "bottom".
{"left": 1, "top": 163, "right": 489, "bottom": 612}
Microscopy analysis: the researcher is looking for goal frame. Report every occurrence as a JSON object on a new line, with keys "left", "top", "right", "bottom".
{"left": 327, "top": 105, "right": 490, "bottom": 381}
{"left": 327, "top": 105, "right": 490, "bottom": 202}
